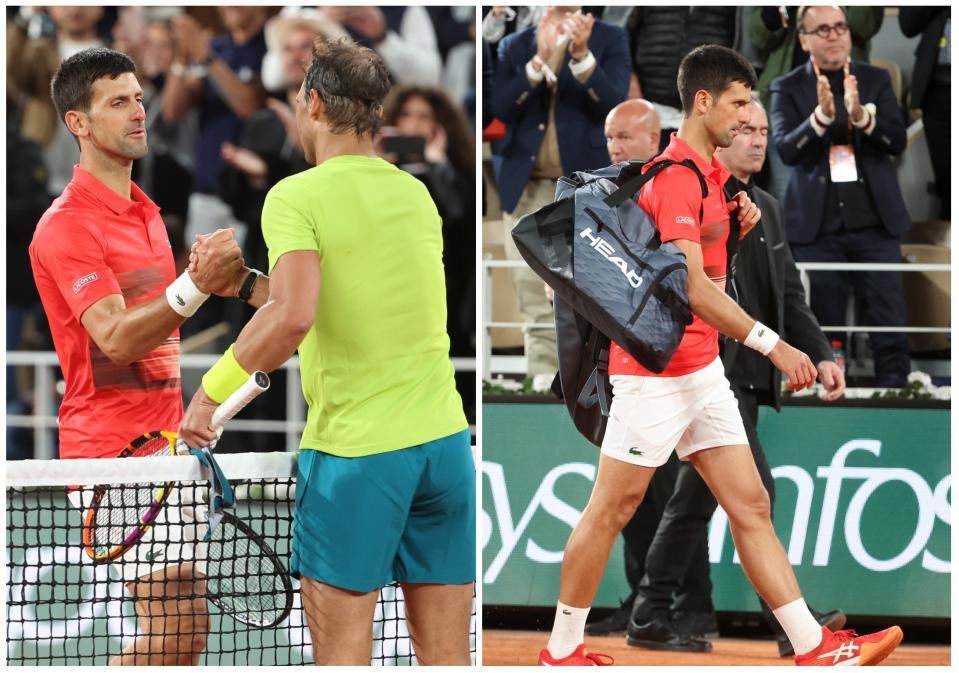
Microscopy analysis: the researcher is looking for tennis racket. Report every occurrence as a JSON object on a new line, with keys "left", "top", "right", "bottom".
{"left": 82, "top": 372, "right": 271, "bottom": 563}
{"left": 82, "top": 430, "right": 178, "bottom": 562}
{"left": 180, "top": 371, "right": 293, "bottom": 627}
{"left": 205, "top": 511, "right": 294, "bottom": 628}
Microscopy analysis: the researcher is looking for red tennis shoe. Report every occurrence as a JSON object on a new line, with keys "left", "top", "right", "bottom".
{"left": 795, "top": 625, "right": 903, "bottom": 666}
{"left": 537, "top": 644, "right": 614, "bottom": 666}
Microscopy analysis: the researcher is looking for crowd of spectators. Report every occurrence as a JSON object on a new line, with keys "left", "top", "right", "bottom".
{"left": 6, "top": 5, "right": 476, "bottom": 459}
{"left": 483, "top": 5, "right": 950, "bottom": 390}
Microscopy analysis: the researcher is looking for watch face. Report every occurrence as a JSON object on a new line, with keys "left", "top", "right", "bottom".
{"left": 239, "top": 271, "right": 259, "bottom": 301}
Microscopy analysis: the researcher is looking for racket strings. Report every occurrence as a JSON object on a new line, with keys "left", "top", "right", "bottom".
{"left": 87, "top": 437, "right": 175, "bottom": 557}
{"left": 126, "top": 435, "right": 175, "bottom": 458}
{"left": 92, "top": 483, "right": 167, "bottom": 547}
{"left": 207, "top": 517, "right": 291, "bottom": 626}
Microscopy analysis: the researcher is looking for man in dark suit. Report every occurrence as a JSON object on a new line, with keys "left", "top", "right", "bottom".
{"left": 627, "top": 97, "right": 847, "bottom": 657}
{"left": 770, "top": 5, "right": 911, "bottom": 389}
{"left": 491, "top": 6, "right": 629, "bottom": 387}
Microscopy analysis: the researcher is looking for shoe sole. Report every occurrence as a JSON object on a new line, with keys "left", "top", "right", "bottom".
{"left": 856, "top": 626, "right": 903, "bottom": 666}
{"left": 626, "top": 636, "right": 713, "bottom": 653}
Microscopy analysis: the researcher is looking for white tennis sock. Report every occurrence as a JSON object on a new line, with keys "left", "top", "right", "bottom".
{"left": 547, "top": 602, "right": 590, "bottom": 659}
{"left": 773, "top": 598, "right": 825, "bottom": 656}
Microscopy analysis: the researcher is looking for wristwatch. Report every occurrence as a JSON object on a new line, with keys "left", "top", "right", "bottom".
{"left": 237, "top": 269, "right": 261, "bottom": 303}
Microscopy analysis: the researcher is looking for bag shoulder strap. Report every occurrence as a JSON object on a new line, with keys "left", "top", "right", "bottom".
{"left": 722, "top": 180, "right": 743, "bottom": 260}
{"left": 721, "top": 180, "right": 744, "bottom": 306}
{"left": 604, "top": 158, "right": 708, "bottom": 224}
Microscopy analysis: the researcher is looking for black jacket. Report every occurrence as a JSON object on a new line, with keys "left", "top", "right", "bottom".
{"left": 626, "top": 7, "right": 738, "bottom": 110}
{"left": 899, "top": 6, "right": 951, "bottom": 109}
{"left": 7, "top": 122, "right": 50, "bottom": 307}
{"left": 722, "top": 184, "right": 833, "bottom": 410}
{"left": 771, "top": 60, "right": 910, "bottom": 244}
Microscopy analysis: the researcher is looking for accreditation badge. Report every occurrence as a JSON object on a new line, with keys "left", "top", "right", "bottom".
{"left": 829, "top": 144, "right": 858, "bottom": 182}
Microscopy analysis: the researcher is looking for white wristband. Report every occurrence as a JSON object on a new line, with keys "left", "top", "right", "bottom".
{"left": 525, "top": 58, "right": 545, "bottom": 84}
{"left": 743, "top": 321, "right": 780, "bottom": 355}
{"left": 165, "top": 271, "right": 210, "bottom": 317}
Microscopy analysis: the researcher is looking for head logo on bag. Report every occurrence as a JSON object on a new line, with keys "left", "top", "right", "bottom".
{"left": 579, "top": 228, "right": 644, "bottom": 288}
{"left": 510, "top": 158, "right": 709, "bottom": 446}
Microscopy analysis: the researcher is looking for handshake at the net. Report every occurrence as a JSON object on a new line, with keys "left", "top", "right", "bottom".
{"left": 187, "top": 228, "right": 247, "bottom": 297}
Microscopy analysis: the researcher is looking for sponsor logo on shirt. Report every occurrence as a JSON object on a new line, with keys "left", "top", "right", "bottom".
{"left": 675, "top": 215, "right": 695, "bottom": 226}
{"left": 72, "top": 273, "right": 98, "bottom": 294}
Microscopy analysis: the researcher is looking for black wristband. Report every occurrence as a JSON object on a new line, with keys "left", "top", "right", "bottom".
{"left": 238, "top": 269, "right": 261, "bottom": 302}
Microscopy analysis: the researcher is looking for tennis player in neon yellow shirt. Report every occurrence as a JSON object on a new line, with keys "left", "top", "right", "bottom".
{"left": 178, "top": 38, "right": 473, "bottom": 665}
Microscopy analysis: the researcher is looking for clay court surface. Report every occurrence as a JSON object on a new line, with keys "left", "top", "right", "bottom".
{"left": 482, "top": 630, "right": 950, "bottom": 666}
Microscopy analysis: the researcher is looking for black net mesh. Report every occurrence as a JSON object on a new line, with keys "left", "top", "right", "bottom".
{"left": 7, "top": 470, "right": 476, "bottom": 665}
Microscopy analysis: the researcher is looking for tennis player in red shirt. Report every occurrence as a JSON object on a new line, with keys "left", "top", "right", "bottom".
{"left": 29, "top": 47, "right": 263, "bottom": 665}
{"left": 538, "top": 45, "right": 902, "bottom": 667}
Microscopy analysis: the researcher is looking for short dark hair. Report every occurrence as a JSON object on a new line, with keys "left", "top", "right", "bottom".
{"left": 677, "top": 44, "right": 757, "bottom": 116}
{"left": 303, "top": 38, "right": 391, "bottom": 137}
{"left": 50, "top": 47, "right": 137, "bottom": 128}
{"left": 797, "top": 5, "right": 847, "bottom": 32}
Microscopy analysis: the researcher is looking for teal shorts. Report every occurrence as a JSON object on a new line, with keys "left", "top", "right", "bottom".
{"left": 290, "top": 429, "right": 475, "bottom": 592}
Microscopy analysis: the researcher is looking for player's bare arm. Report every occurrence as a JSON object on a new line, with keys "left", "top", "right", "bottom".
{"left": 80, "top": 228, "right": 243, "bottom": 365}
{"left": 232, "top": 250, "right": 318, "bottom": 370}
{"left": 178, "top": 250, "right": 319, "bottom": 447}
{"left": 673, "top": 237, "right": 818, "bottom": 391}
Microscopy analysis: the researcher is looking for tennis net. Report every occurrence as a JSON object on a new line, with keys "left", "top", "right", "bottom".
{"left": 6, "top": 451, "right": 476, "bottom": 666}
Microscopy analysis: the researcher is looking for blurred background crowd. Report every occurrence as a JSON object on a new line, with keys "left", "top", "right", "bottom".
{"left": 482, "top": 5, "right": 950, "bottom": 395}
{"left": 5, "top": 5, "right": 952, "bottom": 458}
{"left": 7, "top": 5, "right": 477, "bottom": 459}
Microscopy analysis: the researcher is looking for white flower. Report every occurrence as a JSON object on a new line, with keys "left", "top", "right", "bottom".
{"left": 931, "top": 386, "right": 951, "bottom": 400}
{"left": 488, "top": 375, "right": 523, "bottom": 392}
{"left": 532, "top": 373, "right": 555, "bottom": 393}
{"left": 908, "top": 371, "right": 933, "bottom": 388}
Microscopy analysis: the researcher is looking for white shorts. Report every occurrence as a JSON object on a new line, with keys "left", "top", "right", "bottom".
{"left": 68, "top": 484, "right": 208, "bottom": 584}
{"left": 601, "top": 357, "right": 748, "bottom": 467}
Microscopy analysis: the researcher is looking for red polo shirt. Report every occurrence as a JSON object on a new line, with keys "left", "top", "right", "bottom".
{"left": 29, "top": 166, "right": 183, "bottom": 458}
{"left": 609, "top": 133, "right": 732, "bottom": 377}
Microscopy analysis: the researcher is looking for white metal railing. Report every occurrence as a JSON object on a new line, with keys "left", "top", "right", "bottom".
{"left": 482, "top": 258, "right": 951, "bottom": 377}
{"left": 6, "top": 352, "right": 474, "bottom": 460}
